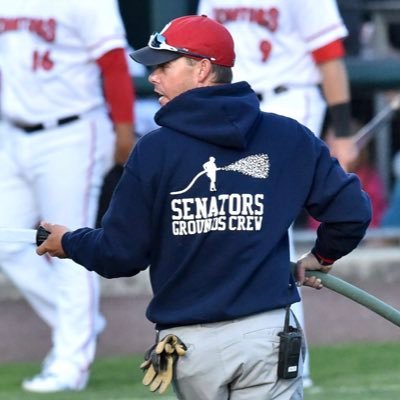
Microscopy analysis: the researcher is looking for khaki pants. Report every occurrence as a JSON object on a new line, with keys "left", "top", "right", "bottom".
{"left": 160, "top": 309, "right": 303, "bottom": 400}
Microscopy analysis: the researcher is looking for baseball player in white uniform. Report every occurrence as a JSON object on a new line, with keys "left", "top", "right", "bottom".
{"left": 198, "top": 0, "right": 358, "bottom": 388}
{"left": 0, "top": 0, "right": 134, "bottom": 392}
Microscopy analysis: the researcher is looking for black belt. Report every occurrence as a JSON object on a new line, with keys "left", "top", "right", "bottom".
{"left": 256, "top": 85, "right": 288, "bottom": 102}
{"left": 256, "top": 84, "right": 321, "bottom": 102}
{"left": 13, "top": 115, "right": 80, "bottom": 133}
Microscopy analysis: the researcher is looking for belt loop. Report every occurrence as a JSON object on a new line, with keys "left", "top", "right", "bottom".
{"left": 43, "top": 120, "right": 59, "bottom": 130}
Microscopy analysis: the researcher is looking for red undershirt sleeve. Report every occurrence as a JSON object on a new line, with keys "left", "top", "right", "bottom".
{"left": 311, "top": 39, "right": 345, "bottom": 64}
{"left": 96, "top": 48, "right": 135, "bottom": 124}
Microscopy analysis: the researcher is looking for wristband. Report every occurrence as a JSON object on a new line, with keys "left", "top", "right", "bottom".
{"left": 311, "top": 249, "right": 335, "bottom": 266}
{"left": 328, "top": 102, "right": 351, "bottom": 138}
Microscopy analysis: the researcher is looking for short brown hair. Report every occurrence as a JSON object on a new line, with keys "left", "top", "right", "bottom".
{"left": 210, "top": 63, "right": 232, "bottom": 84}
{"left": 185, "top": 57, "right": 232, "bottom": 84}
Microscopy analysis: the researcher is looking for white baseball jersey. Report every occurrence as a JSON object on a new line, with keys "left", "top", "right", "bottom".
{"left": 0, "top": 0, "right": 126, "bottom": 388}
{"left": 198, "top": 0, "right": 348, "bottom": 93}
{"left": 0, "top": 0, "right": 127, "bottom": 124}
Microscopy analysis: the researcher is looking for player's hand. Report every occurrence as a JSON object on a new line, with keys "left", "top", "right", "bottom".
{"left": 114, "top": 123, "right": 135, "bottom": 165}
{"left": 329, "top": 137, "right": 359, "bottom": 171}
{"left": 36, "top": 222, "right": 70, "bottom": 258}
{"left": 295, "top": 252, "right": 332, "bottom": 289}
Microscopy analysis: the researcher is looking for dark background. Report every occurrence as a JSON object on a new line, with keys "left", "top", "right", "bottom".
{"left": 118, "top": 0, "right": 200, "bottom": 50}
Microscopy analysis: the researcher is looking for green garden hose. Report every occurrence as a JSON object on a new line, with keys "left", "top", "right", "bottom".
{"left": 291, "top": 262, "right": 400, "bottom": 328}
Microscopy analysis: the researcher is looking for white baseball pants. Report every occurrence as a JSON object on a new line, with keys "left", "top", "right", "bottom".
{"left": 0, "top": 108, "right": 115, "bottom": 381}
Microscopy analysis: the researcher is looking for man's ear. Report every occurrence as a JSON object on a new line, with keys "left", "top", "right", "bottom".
{"left": 197, "top": 59, "right": 213, "bottom": 84}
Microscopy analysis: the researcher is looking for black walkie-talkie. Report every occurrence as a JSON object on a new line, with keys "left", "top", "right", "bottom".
{"left": 277, "top": 306, "right": 303, "bottom": 379}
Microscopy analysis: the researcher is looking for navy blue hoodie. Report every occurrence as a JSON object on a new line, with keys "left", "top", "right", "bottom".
{"left": 62, "top": 81, "right": 371, "bottom": 328}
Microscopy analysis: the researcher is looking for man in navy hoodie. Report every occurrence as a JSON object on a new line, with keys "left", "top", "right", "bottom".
{"left": 37, "top": 15, "right": 371, "bottom": 400}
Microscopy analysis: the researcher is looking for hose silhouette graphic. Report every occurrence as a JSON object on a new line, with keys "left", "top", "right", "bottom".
{"left": 170, "top": 154, "right": 269, "bottom": 195}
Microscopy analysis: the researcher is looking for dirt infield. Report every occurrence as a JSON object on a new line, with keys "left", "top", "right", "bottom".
{"left": 0, "top": 278, "right": 399, "bottom": 364}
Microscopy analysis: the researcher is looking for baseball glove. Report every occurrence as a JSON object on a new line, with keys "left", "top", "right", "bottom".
{"left": 140, "top": 334, "right": 187, "bottom": 394}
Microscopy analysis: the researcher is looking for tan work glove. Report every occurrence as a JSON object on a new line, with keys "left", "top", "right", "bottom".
{"left": 140, "top": 334, "right": 187, "bottom": 394}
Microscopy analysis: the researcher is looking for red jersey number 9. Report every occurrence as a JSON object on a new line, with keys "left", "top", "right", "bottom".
{"left": 260, "top": 40, "right": 272, "bottom": 62}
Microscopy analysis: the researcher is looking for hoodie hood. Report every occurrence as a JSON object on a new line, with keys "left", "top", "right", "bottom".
{"left": 154, "top": 81, "right": 261, "bottom": 149}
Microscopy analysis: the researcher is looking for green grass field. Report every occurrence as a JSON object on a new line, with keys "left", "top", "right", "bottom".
{"left": 0, "top": 342, "right": 399, "bottom": 400}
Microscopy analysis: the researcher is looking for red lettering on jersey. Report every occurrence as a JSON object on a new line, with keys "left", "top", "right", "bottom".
{"left": 259, "top": 8, "right": 279, "bottom": 32}
{"left": 213, "top": 7, "right": 279, "bottom": 32}
{"left": 214, "top": 8, "right": 239, "bottom": 23}
{"left": 29, "top": 18, "right": 56, "bottom": 42}
{"left": 250, "top": 9, "right": 266, "bottom": 25}
{"left": 0, "top": 17, "right": 56, "bottom": 42}
{"left": 0, "top": 18, "right": 18, "bottom": 32}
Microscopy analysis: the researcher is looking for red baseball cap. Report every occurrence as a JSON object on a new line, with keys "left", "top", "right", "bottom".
{"left": 130, "top": 15, "right": 235, "bottom": 67}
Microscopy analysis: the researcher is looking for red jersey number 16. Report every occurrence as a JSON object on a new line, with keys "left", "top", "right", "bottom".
{"left": 32, "top": 50, "right": 54, "bottom": 71}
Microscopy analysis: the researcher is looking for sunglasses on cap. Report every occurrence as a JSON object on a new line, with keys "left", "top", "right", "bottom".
{"left": 148, "top": 32, "right": 216, "bottom": 62}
